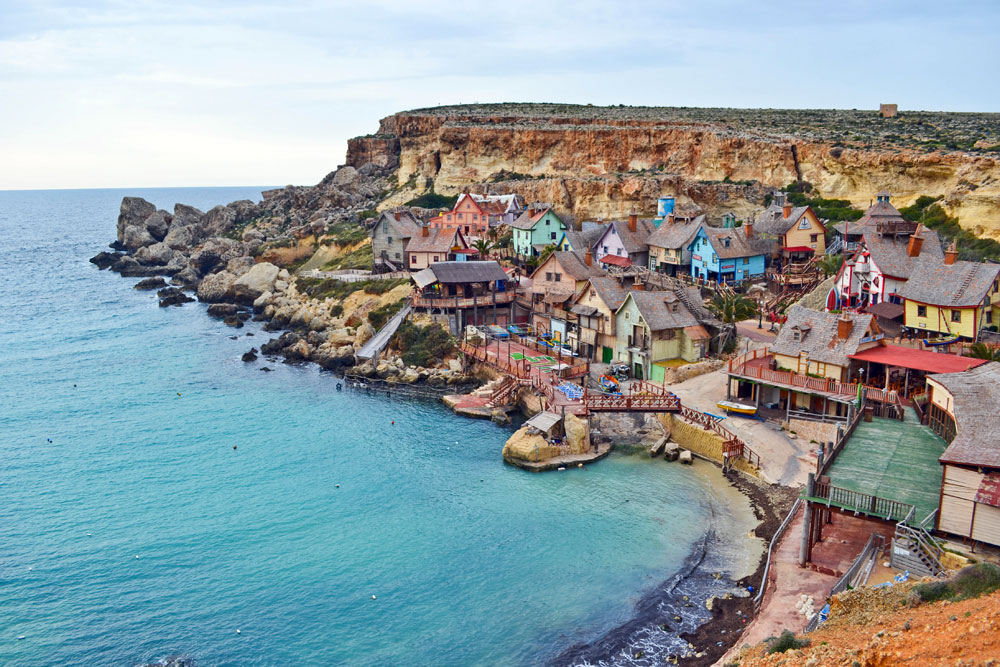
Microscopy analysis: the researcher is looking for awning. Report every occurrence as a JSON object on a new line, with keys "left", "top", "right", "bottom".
{"left": 541, "top": 291, "right": 574, "bottom": 304}
{"left": 782, "top": 246, "right": 815, "bottom": 253}
{"left": 524, "top": 411, "right": 562, "bottom": 433}
{"left": 412, "top": 267, "right": 437, "bottom": 289}
{"left": 849, "top": 344, "right": 987, "bottom": 374}
{"left": 599, "top": 254, "right": 632, "bottom": 267}
{"left": 570, "top": 304, "right": 599, "bottom": 316}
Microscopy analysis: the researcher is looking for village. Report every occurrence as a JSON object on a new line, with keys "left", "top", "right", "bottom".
{"left": 335, "top": 185, "right": 1000, "bottom": 652}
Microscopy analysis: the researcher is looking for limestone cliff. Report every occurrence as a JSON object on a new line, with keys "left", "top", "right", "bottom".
{"left": 348, "top": 104, "right": 1000, "bottom": 236}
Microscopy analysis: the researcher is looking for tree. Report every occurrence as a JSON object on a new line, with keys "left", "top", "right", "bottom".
{"left": 818, "top": 253, "right": 844, "bottom": 277}
{"left": 472, "top": 238, "right": 494, "bottom": 259}
{"left": 967, "top": 342, "right": 1000, "bottom": 362}
{"left": 710, "top": 293, "right": 759, "bottom": 353}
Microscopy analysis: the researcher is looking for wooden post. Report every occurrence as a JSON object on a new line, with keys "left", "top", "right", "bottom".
{"left": 800, "top": 473, "right": 815, "bottom": 567}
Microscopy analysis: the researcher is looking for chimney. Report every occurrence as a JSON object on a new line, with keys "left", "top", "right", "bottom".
{"left": 944, "top": 242, "right": 958, "bottom": 265}
{"left": 774, "top": 192, "right": 786, "bottom": 207}
{"left": 782, "top": 203, "right": 792, "bottom": 219}
{"left": 584, "top": 248, "right": 592, "bottom": 266}
{"left": 421, "top": 224, "right": 429, "bottom": 238}
{"left": 628, "top": 208, "right": 637, "bottom": 233}
{"left": 837, "top": 315, "right": 853, "bottom": 340}
{"left": 745, "top": 219, "right": 754, "bottom": 238}
{"left": 394, "top": 211, "right": 401, "bottom": 221}
{"left": 667, "top": 213, "right": 675, "bottom": 225}
{"left": 907, "top": 229, "right": 924, "bottom": 257}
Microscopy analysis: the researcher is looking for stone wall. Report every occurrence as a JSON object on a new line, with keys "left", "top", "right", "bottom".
{"left": 784, "top": 418, "right": 840, "bottom": 447}
{"left": 663, "top": 358, "right": 726, "bottom": 385}
{"left": 658, "top": 414, "right": 759, "bottom": 476}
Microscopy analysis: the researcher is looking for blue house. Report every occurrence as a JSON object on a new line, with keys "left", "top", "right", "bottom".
{"left": 688, "top": 224, "right": 768, "bottom": 283}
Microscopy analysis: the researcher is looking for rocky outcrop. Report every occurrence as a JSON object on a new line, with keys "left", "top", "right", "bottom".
{"left": 502, "top": 426, "right": 559, "bottom": 463}
{"left": 196, "top": 271, "right": 237, "bottom": 303}
{"left": 352, "top": 104, "right": 1000, "bottom": 236}
{"left": 230, "top": 262, "right": 279, "bottom": 305}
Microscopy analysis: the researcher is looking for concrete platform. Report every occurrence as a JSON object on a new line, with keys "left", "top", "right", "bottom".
{"left": 504, "top": 442, "right": 612, "bottom": 472}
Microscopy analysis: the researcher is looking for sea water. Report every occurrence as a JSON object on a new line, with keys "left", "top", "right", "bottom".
{"left": 0, "top": 188, "right": 761, "bottom": 666}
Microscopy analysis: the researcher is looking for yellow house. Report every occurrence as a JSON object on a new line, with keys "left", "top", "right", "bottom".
{"left": 899, "top": 254, "right": 1000, "bottom": 341}
{"left": 568, "top": 276, "right": 627, "bottom": 362}
{"left": 755, "top": 194, "right": 826, "bottom": 261}
{"left": 926, "top": 362, "right": 1000, "bottom": 547}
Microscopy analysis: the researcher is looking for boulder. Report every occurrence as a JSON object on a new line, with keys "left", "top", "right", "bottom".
{"left": 134, "top": 277, "right": 168, "bottom": 290}
{"left": 223, "top": 315, "right": 245, "bottom": 328}
{"left": 274, "top": 279, "right": 288, "bottom": 293}
{"left": 252, "top": 291, "right": 272, "bottom": 313}
{"left": 230, "top": 262, "right": 279, "bottom": 305}
{"left": 206, "top": 303, "right": 241, "bottom": 318}
{"left": 144, "top": 211, "right": 171, "bottom": 241}
{"left": 277, "top": 268, "right": 290, "bottom": 281}
{"left": 89, "top": 251, "right": 123, "bottom": 269}
{"left": 679, "top": 450, "right": 693, "bottom": 465}
{"left": 448, "top": 358, "right": 462, "bottom": 373}
{"left": 159, "top": 291, "right": 195, "bottom": 307}
{"left": 171, "top": 267, "right": 201, "bottom": 289}
{"left": 502, "top": 426, "right": 559, "bottom": 463}
{"left": 260, "top": 332, "right": 301, "bottom": 356}
{"left": 399, "top": 367, "right": 420, "bottom": 384}
{"left": 201, "top": 205, "right": 237, "bottom": 237}
{"left": 332, "top": 166, "right": 359, "bottom": 186}
{"left": 283, "top": 339, "right": 311, "bottom": 361}
{"left": 163, "top": 224, "right": 195, "bottom": 250}
{"left": 173, "top": 203, "right": 204, "bottom": 227}
{"left": 290, "top": 306, "right": 312, "bottom": 329}
{"left": 355, "top": 322, "right": 375, "bottom": 346}
{"left": 122, "top": 224, "right": 155, "bottom": 250}
{"left": 196, "top": 270, "right": 237, "bottom": 303}
{"left": 134, "top": 242, "right": 175, "bottom": 266}
{"left": 226, "top": 256, "right": 256, "bottom": 277}
{"left": 117, "top": 197, "right": 156, "bottom": 245}
{"left": 242, "top": 348, "right": 258, "bottom": 362}
{"left": 564, "top": 413, "right": 590, "bottom": 455}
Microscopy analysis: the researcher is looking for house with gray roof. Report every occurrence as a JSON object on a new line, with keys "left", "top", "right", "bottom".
{"left": 646, "top": 215, "right": 704, "bottom": 276}
{"left": 926, "top": 362, "right": 1000, "bottom": 546}
{"left": 371, "top": 210, "right": 423, "bottom": 272}
{"left": 688, "top": 224, "right": 769, "bottom": 283}
{"left": 593, "top": 213, "right": 657, "bottom": 269}
{"left": 898, "top": 253, "right": 1000, "bottom": 341}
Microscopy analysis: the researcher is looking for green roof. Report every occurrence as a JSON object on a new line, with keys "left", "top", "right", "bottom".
{"left": 826, "top": 409, "right": 947, "bottom": 522}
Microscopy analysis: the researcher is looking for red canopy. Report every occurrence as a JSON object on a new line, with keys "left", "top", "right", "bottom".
{"left": 599, "top": 254, "right": 632, "bottom": 267}
{"left": 782, "top": 246, "right": 815, "bottom": 253}
{"left": 849, "top": 344, "right": 986, "bottom": 374}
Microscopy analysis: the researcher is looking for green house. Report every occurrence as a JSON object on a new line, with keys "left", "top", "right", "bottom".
{"left": 613, "top": 290, "right": 713, "bottom": 381}
{"left": 510, "top": 206, "right": 566, "bottom": 258}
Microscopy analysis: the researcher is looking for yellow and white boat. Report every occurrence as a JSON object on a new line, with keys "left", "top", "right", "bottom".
{"left": 717, "top": 400, "right": 757, "bottom": 416}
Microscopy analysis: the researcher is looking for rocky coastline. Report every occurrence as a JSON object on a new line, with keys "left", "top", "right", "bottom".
{"left": 90, "top": 163, "right": 479, "bottom": 391}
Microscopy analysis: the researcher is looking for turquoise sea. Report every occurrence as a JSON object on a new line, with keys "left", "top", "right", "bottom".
{"left": 0, "top": 188, "right": 760, "bottom": 666}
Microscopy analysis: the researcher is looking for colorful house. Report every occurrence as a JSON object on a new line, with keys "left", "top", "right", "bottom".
{"left": 568, "top": 276, "right": 627, "bottom": 362}
{"left": 613, "top": 289, "right": 713, "bottom": 380}
{"left": 370, "top": 210, "right": 422, "bottom": 272}
{"left": 688, "top": 225, "right": 768, "bottom": 283}
{"left": 426, "top": 194, "right": 491, "bottom": 238}
{"left": 469, "top": 193, "right": 523, "bottom": 226}
{"left": 525, "top": 249, "right": 604, "bottom": 342}
{"left": 593, "top": 213, "right": 656, "bottom": 269}
{"left": 405, "top": 227, "right": 475, "bottom": 270}
{"left": 898, "top": 249, "right": 1000, "bottom": 341}
{"left": 754, "top": 193, "right": 827, "bottom": 262}
{"left": 926, "top": 362, "right": 1000, "bottom": 547}
{"left": 646, "top": 214, "right": 704, "bottom": 276}
{"left": 510, "top": 205, "right": 567, "bottom": 258}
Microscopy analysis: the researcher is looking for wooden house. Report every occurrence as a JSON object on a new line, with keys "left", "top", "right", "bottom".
{"left": 510, "top": 205, "right": 567, "bottom": 258}
{"left": 568, "top": 276, "right": 627, "bottom": 362}
{"left": 645, "top": 214, "right": 704, "bottom": 276}
{"left": 688, "top": 225, "right": 768, "bottom": 283}
{"left": 593, "top": 212, "right": 656, "bottom": 269}
{"left": 405, "top": 226, "right": 475, "bottom": 271}
{"left": 370, "top": 210, "right": 422, "bottom": 272}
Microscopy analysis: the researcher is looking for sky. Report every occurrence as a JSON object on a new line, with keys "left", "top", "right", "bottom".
{"left": 1, "top": 0, "right": 997, "bottom": 190}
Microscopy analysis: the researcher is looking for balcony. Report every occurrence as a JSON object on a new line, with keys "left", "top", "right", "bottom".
{"left": 411, "top": 290, "right": 516, "bottom": 310}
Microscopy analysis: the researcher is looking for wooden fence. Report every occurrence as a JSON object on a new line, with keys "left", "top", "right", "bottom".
{"left": 809, "top": 481, "right": 914, "bottom": 522}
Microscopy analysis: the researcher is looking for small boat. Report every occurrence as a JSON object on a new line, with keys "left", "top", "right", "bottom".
{"left": 923, "top": 334, "right": 959, "bottom": 347}
{"left": 717, "top": 400, "right": 757, "bottom": 416}
{"left": 598, "top": 375, "right": 621, "bottom": 395}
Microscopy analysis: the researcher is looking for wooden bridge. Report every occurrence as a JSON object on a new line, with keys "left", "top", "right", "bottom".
{"left": 584, "top": 381, "right": 681, "bottom": 412}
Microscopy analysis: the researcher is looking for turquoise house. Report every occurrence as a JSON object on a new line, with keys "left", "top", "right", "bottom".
{"left": 688, "top": 225, "right": 768, "bottom": 283}
{"left": 510, "top": 207, "right": 566, "bottom": 258}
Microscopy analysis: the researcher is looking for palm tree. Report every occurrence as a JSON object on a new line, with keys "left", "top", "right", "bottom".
{"left": 472, "top": 238, "right": 494, "bottom": 259}
{"left": 967, "top": 342, "right": 1000, "bottom": 361}
{"left": 710, "top": 293, "right": 759, "bottom": 353}
{"left": 818, "top": 253, "right": 843, "bottom": 277}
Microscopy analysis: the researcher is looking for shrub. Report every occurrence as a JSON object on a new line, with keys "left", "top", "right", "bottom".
{"left": 766, "top": 630, "right": 810, "bottom": 654}
{"left": 911, "top": 563, "right": 1000, "bottom": 604}
{"left": 367, "top": 298, "right": 406, "bottom": 330}
{"left": 329, "top": 303, "right": 344, "bottom": 318}
{"left": 395, "top": 321, "right": 455, "bottom": 368}
{"left": 404, "top": 190, "right": 458, "bottom": 209}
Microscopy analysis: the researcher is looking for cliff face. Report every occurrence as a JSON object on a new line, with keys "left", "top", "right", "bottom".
{"left": 346, "top": 105, "right": 1000, "bottom": 235}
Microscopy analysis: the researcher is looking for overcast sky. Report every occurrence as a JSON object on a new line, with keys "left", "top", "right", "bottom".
{"left": 2, "top": 0, "right": 997, "bottom": 190}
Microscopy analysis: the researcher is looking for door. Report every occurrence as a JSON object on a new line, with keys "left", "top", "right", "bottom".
{"left": 602, "top": 346, "right": 613, "bottom": 363}
{"left": 633, "top": 362, "right": 643, "bottom": 380}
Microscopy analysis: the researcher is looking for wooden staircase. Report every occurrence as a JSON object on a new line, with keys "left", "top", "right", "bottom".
{"left": 891, "top": 510, "right": 946, "bottom": 578}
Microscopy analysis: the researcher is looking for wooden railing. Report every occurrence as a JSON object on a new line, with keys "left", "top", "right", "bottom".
{"left": 809, "top": 481, "right": 914, "bottom": 522}
{"left": 412, "top": 291, "right": 515, "bottom": 309}
{"left": 818, "top": 407, "right": 863, "bottom": 477}
{"left": 459, "top": 341, "right": 531, "bottom": 379}
{"left": 487, "top": 375, "right": 521, "bottom": 407}
{"left": 729, "top": 350, "right": 898, "bottom": 404}
{"left": 584, "top": 381, "right": 681, "bottom": 412}
{"left": 677, "top": 405, "right": 761, "bottom": 468}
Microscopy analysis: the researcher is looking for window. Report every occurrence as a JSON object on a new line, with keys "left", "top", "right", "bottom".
{"left": 550, "top": 232, "right": 557, "bottom": 240}
{"left": 618, "top": 248, "right": 624, "bottom": 256}
{"left": 742, "top": 257, "right": 749, "bottom": 265}
{"left": 792, "top": 331, "right": 801, "bottom": 342}
{"left": 712, "top": 254, "right": 718, "bottom": 263}
{"left": 590, "top": 289, "right": 596, "bottom": 298}
{"left": 810, "top": 233, "right": 819, "bottom": 243}
{"left": 603, "top": 245, "right": 608, "bottom": 253}
{"left": 554, "top": 273, "right": 562, "bottom": 282}
{"left": 723, "top": 238, "right": 730, "bottom": 248}
{"left": 411, "top": 255, "right": 417, "bottom": 264}
{"left": 545, "top": 272, "right": 552, "bottom": 281}
{"left": 664, "top": 329, "right": 676, "bottom": 340}
{"left": 917, "top": 305, "right": 927, "bottom": 317}
{"left": 395, "top": 252, "right": 400, "bottom": 259}
{"left": 387, "top": 236, "right": 392, "bottom": 243}
{"left": 446, "top": 215, "right": 452, "bottom": 221}
{"left": 458, "top": 213, "right": 463, "bottom": 220}
{"left": 951, "top": 309, "right": 962, "bottom": 323}
{"left": 472, "top": 214, "right": 478, "bottom": 221}
{"left": 671, "top": 303, "right": 678, "bottom": 313}
{"left": 433, "top": 255, "right": 439, "bottom": 262}
{"left": 988, "top": 311, "right": 994, "bottom": 324}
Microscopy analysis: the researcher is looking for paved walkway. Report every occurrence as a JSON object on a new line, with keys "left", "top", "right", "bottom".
{"left": 736, "top": 318, "right": 780, "bottom": 343}
{"left": 827, "top": 408, "right": 947, "bottom": 521}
